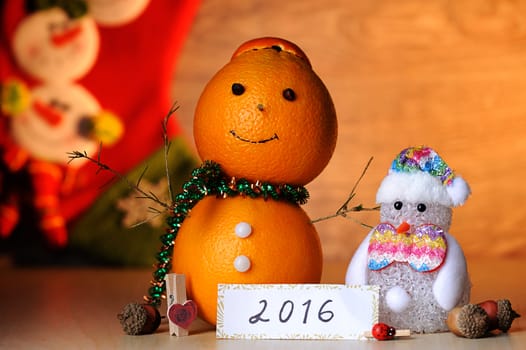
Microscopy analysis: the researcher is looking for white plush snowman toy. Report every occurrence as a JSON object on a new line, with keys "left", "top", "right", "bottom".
{"left": 0, "top": 3, "right": 121, "bottom": 247}
{"left": 345, "top": 145, "right": 471, "bottom": 333}
{"left": 11, "top": 5, "right": 100, "bottom": 83}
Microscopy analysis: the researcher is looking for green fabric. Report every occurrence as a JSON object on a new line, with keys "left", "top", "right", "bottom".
{"left": 69, "top": 137, "right": 199, "bottom": 266}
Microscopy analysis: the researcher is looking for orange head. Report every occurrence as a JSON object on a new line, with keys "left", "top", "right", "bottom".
{"left": 193, "top": 37, "right": 338, "bottom": 186}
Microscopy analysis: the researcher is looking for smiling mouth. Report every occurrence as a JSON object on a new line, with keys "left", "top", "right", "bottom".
{"left": 230, "top": 130, "right": 279, "bottom": 144}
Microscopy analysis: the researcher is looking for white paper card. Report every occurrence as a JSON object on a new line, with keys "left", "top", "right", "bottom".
{"left": 216, "top": 284, "right": 379, "bottom": 340}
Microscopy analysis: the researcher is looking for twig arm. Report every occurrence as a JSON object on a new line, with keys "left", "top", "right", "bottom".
{"left": 67, "top": 147, "right": 170, "bottom": 210}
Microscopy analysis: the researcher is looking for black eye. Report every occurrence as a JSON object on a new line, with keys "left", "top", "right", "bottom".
{"left": 77, "top": 116, "right": 94, "bottom": 137}
{"left": 282, "top": 88, "right": 296, "bottom": 101}
{"left": 417, "top": 203, "right": 427, "bottom": 212}
{"left": 394, "top": 201, "right": 403, "bottom": 210}
{"left": 232, "top": 83, "right": 245, "bottom": 95}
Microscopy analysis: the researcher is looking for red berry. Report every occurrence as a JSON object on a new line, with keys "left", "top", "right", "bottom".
{"left": 372, "top": 322, "right": 396, "bottom": 340}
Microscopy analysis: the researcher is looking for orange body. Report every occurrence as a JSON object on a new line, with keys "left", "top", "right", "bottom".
{"left": 172, "top": 195, "right": 323, "bottom": 324}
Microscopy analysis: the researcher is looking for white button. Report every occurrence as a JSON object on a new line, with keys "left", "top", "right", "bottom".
{"left": 234, "top": 255, "right": 251, "bottom": 272}
{"left": 235, "top": 222, "right": 252, "bottom": 238}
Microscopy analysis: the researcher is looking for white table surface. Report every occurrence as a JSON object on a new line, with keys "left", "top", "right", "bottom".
{"left": 0, "top": 258, "right": 523, "bottom": 349}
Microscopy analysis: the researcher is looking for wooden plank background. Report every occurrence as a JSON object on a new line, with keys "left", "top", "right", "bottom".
{"left": 172, "top": 0, "right": 526, "bottom": 263}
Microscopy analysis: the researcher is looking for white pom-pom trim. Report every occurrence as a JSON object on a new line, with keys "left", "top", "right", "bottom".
{"left": 446, "top": 176, "right": 471, "bottom": 207}
{"left": 376, "top": 172, "right": 452, "bottom": 206}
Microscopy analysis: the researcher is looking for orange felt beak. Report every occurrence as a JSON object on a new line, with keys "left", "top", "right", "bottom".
{"left": 51, "top": 25, "right": 83, "bottom": 47}
{"left": 396, "top": 221, "right": 411, "bottom": 234}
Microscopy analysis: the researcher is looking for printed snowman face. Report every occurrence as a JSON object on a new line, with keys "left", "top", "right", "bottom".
{"left": 11, "top": 83, "right": 99, "bottom": 165}
{"left": 87, "top": 0, "right": 151, "bottom": 26}
{"left": 380, "top": 201, "right": 453, "bottom": 231}
{"left": 12, "top": 7, "right": 99, "bottom": 82}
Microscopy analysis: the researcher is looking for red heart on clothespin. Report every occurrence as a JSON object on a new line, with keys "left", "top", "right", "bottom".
{"left": 168, "top": 300, "right": 198, "bottom": 330}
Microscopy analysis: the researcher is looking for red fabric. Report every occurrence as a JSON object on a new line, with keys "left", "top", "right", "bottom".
{"left": 0, "top": 0, "right": 38, "bottom": 85}
{"left": 28, "top": 160, "right": 67, "bottom": 247}
{"left": 1, "top": 0, "right": 201, "bottom": 223}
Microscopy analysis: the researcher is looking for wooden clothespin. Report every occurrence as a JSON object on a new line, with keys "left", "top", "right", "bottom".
{"left": 165, "top": 273, "right": 197, "bottom": 336}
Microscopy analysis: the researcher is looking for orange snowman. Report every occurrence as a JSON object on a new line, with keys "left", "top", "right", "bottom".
{"left": 144, "top": 37, "right": 338, "bottom": 327}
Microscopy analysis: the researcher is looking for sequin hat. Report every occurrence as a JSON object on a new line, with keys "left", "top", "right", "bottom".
{"left": 376, "top": 146, "right": 471, "bottom": 207}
